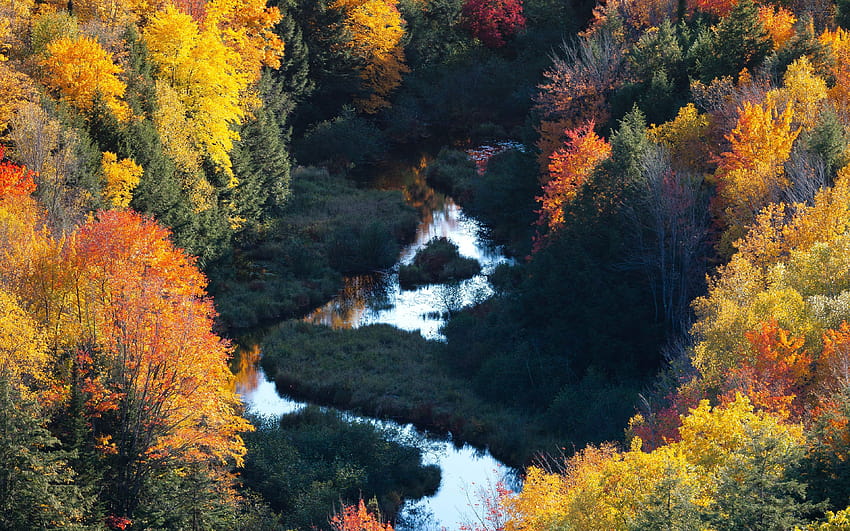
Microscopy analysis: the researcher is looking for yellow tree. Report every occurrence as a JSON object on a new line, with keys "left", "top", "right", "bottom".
{"left": 203, "top": 0, "right": 284, "bottom": 83}
{"left": 714, "top": 97, "right": 799, "bottom": 246}
{"left": 649, "top": 103, "right": 711, "bottom": 173}
{"left": 144, "top": 5, "right": 245, "bottom": 178}
{"left": 333, "top": 0, "right": 409, "bottom": 113}
{"left": 40, "top": 35, "right": 130, "bottom": 121}
{"left": 768, "top": 57, "right": 828, "bottom": 132}
{"left": 100, "top": 152, "right": 143, "bottom": 208}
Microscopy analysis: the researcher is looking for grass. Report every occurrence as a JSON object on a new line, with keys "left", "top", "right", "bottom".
{"left": 208, "top": 167, "right": 419, "bottom": 330}
{"left": 259, "top": 321, "right": 563, "bottom": 467}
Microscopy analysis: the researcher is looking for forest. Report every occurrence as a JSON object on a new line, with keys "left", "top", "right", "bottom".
{"left": 4, "top": 0, "right": 850, "bottom": 528}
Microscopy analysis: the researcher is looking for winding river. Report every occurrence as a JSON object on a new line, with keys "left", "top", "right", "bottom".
{"left": 234, "top": 149, "right": 521, "bottom": 529}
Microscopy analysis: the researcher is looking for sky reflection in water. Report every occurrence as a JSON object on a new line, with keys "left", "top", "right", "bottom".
{"left": 236, "top": 158, "right": 519, "bottom": 529}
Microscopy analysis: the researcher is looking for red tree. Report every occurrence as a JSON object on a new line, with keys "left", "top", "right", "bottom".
{"left": 462, "top": 0, "right": 526, "bottom": 48}
{"left": 0, "top": 147, "right": 36, "bottom": 198}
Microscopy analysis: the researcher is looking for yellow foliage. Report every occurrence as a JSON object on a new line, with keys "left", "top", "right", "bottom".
{"left": 821, "top": 27, "right": 850, "bottom": 122}
{"left": 507, "top": 396, "right": 804, "bottom": 530}
{"left": 0, "top": 62, "right": 38, "bottom": 132}
{"left": 100, "top": 152, "right": 143, "bottom": 208}
{"left": 204, "top": 0, "right": 284, "bottom": 82}
{"left": 40, "top": 35, "right": 130, "bottom": 121}
{"left": 796, "top": 506, "right": 850, "bottom": 530}
{"left": 152, "top": 80, "right": 201, "bottom": 174}
{"left": 144, "top": 5, "right": 244, "bottom": 177}
{"left": 333, "top": 0, "right": 410, "bottom": 113}
{"left": 0, "top": 287, "right": 49, "bottom": 398}
{"left": 767, "top": 56, "right": 828, "bottom": 131}
{"left": 648, "top": 103, "right": 711, "bottom": 172}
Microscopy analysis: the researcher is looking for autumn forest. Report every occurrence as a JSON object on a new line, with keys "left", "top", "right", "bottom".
{"left": 5, "top": 0, "right": 850, "bottom": 528}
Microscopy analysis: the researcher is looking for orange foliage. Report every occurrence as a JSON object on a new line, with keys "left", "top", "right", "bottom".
{"left": 0, "top": 148, "right": 36, "bottom": 198}
{"left": 330, "top": 499, "right": 394, "bottom": 531}
{"left": 714, "top": 98, "right": 799, "bottom": 232}
{"left": 758, "top": 5, "right": 796, "bottom": 50}
{"left": 536, "top": 122, "right": 610, "bottom": 233}
{"left": 73, "top": 210, "right": 251, "bottom": 467}
{"left": 721, "top": 321, "right": 811, "bottom": 420}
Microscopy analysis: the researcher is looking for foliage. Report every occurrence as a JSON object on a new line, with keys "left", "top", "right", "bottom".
{"left": 536, "top": 121, "right": 610, "bottom": 233}
{"left": 242, "top": 407, "right": 438, "bottom": 529}
{"left": 40, "top": 35, "right": 130, "bottom": 121}
{"left": 506, "top": 395, "right": 811, "bottom": 530}
{"left": 332, "top": 0, "right": 409, "bottom": 113}
{"left": 398, "top": 237, "right": 481, "bottom": 289}
{"left": 330, "top": 499, "right": 394, "bottom": 531}
{"left": 461, "top": 0, "right": 526, "bottom": 48}
{"left": 100, "top": 152, "right": 142, "bottom": 208}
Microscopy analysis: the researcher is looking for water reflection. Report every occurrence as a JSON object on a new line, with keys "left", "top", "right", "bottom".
{"left": 234, "top": 149, "right": 521, "bottom": 529}
{"left": 306, "top": 165, "right": 512, "bottom": 340}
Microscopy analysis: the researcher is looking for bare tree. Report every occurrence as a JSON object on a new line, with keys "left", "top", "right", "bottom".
{"left": 783, "top": 144, "right": 829, "bottom": 206}
{"left": 624, "top": 145, "right": 711, "bottom": 335}
{"left": 10, "top": 102, "right": 90, "bottom": 233}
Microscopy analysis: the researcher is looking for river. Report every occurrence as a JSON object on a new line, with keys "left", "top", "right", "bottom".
{"left": 235, "top": 148, "right": 521, "bottom": 529}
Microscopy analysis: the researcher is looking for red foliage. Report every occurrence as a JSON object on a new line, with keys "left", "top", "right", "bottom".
{"left": 458, "top": 478, "right": 511, "bottom": 531}
{"left": 173, "top": 0, "right": 207, "bottom": 22}
{"left": 462, "top": 0, "right": 526, "bottom": 48}
{"left": 0, "top": 147, "right": 36, "bottom": 198}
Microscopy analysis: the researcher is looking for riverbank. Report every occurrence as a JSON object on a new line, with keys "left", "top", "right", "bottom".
{"left": 260, "top": 322, "right": 561, "bottom": 467}
{"left": 208, "top": 166, "right": 419, "bottom": 330}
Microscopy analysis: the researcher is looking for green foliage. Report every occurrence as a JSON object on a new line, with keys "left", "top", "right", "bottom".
{"left": 612, "top": 20, "right": 687, "bottom": 125}
{"left": 229, "top": 73, "right": 294, "bottom": 243}
{"left": 465, "top": 149, "right": 538, "bottom": 253}
{"left": 207, "top": 167, "right": 418, "bottom": 329}
{"left": 695, "top": 0, "right": 771, "bottom": 83}
{"left": 295, "top": 108, "right": 388, "bottom": 174}
{"left": 808, "top": 106, "right": 850, "bottom": 180}
{"left": 0, "top": 378, "right": 92, "bottom": 530}
{"left": 242, "top": 407, "right": 440, "bottom": 529}
{"left": 399, "top": 0, "right": 470, "bottom": 66}
{"left": 424, "top": 147, "right": 477, "bottom": 200}
{"left": 398, "top": 237, "right": 481, "bottom": 288}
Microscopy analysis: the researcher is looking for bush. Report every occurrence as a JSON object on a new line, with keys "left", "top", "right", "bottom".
{"left": 242, "top": 408, "right": 440, "bottom": 529}
{"left": 398, "top": 237, "right": 481, "bottom": 289}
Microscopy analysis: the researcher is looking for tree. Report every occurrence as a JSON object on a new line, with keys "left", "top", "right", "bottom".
{"left": 72, "top": 210, "right": 251, "bottom": 516}
{"left": 143, "top": 5, "right": 243, "bottom": 177}
{"left": 40, "top": 35, "right": 131, "bottom": 121}
{"left": 461, "top": 0, "right": 525, "bottom": 48}
{"left": 330, "top": 498, "right": 394, "bottom": 531}
{"left": 0, "top": 377, "right": 90, "bottom": 529}
{"left": 332, "top": 0, "right": 410, "bottom": 113}
{"left": 714, "top": 97, "right": 799, "bottom": 245}
{"left": 697, "top": 0, "right": 771, "bottom": 83}
{"left": 536, "top": 121, "right": 610, "bottom": 233}
{"left": 0, "top": 147, "right": 36, "bottom": 198}
{"left": 100, "top": 152, "right": 143, "bottom": 208}
{"left": 758, "top": 5, "right": 796, "bottom": 51}
{"left": 535, "top": 30, "right": 625, "bottom": 167}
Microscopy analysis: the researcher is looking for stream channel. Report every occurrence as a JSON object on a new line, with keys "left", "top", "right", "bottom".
{"left": 234, "top": 149, "right": 521, "bottom": 529}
